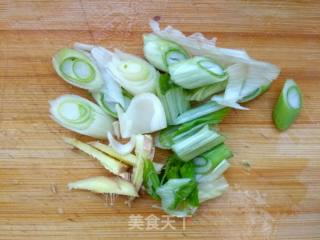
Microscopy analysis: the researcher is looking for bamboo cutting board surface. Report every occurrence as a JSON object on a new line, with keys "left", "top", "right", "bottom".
{"left": 0, "top": 1, "right": 320, "bottom": 239}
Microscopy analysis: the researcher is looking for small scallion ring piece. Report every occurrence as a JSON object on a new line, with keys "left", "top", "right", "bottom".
{"left": 272, "top": 79, "right": 303, "bottom": 131}
{"left": 143, "top": 34, "right": 190, "bottom": 72}
{"left": 169, "top": 56, "right": 228, "bottom": 89}
{"left": 50, "top": 94, "right": 114, "bottom": 139}
{"left": 52, "top": 48, "right": 103, "bottom": 91}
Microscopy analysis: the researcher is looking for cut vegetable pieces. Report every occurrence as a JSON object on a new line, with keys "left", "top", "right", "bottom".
{"left": 63, "top": 137, "right": 127, "bottom": 175}
{"left": 52, "top": 48, "right": 103, "bottom": 91}
{"left": 194, "top": 144, "right": 233, "bottom": 175}
{"left": 172, "top": 125, "right": 225, "bottom": 162}
{"left": 169, "top": 56, "right": 228, "bottom": 89}
{"left": 156, "top": 73, "right": 190, "bottom": 125}
{"left": 107, "top": 50, "right": 159, "bottom": 95}
{"left": 157, "top": 108, "right": 230, "bottom": 149}
{"left": 89, "top": 141, "right": 137, "bottom": 166}
{"left": 68, "top": 176, "right": 138, "bottom": 197}
{"left": 50, "top": 94, "right": 114, "bottom": 139}
{"left": 117, "top": 93, "right": 167, "bottom": 138}
{"left": 143, "top": 33, "right": 190, "bottom": 72}
{"left": 273, "top": 79, "right": 303, "bottom": 131}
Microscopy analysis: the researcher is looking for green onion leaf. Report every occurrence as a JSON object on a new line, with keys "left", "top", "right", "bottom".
{"left": 187, "top": 80, "right": 228, "bottom": 101}
{"left": 156, "top": 73, "right": 190, "bottom": 125}
{"left": 172, "top": 125, "right": 225, "bottom": 162}
{"left": 50, "top": 94, "right": 114, "bottom": 139}
{"left": 169, "top": 56, "right": 228, "bottom": 89}
{"left": 52, "top": 48, "right": 103, "bottom": 91}
{"left": 143, "top": 159, "right": 161, "bottom": 200}
{"left": 273, "top": 79, "right": 303, "bottom": 131}
{"left": 143, "top": 34, "right": 190, "bottom": 72}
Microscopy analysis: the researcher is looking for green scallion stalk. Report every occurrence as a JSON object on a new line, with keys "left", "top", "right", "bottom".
{"left": 52, "top": 48, "right": 103, "bottom": 91}
{"left": 240, "top": 83, "right": 271, "bottom": 103}
{"left": 50, "top": 94, "right": 114, "bottom": 139}
{"left": 172, "top": 125, "right": 225, "bottom": 162}
{"left": 143, "top": 34, "right": 190, "bottom": 72}
{"left": 156, "top": 108, "right": 230, "bottom": 149}
{"left": 273, "top": 79, "right": 303, "bottom": 131}
{"left": 173, "top": 101, "right": 226, "bottom": 125}
{"left": 156, "top": 73, "right": 190, "bottom": 125}
{"left": 187, "top": 80, "right": 228, "bottom": 101}
{"left": 193, "top": 144, "right": 233, "bottom": 175}
{"left": 169, "top": 56, "right": 228, "bottom": 89}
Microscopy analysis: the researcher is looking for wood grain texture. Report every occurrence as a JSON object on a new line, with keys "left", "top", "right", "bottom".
{"left": 0, "top": 0, "right": 319, "bottom": 239}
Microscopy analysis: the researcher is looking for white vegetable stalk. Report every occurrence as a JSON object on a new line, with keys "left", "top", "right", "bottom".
{"left": 150, "top": 20, "right": 280, "bottom": 108}
{"left": 107, "top": 50, "right": 159, "bottom": 95}
{"left": 117, "top": 93, "right": 167, "bottom": 138}
{"left": 169, "top": 56, "right": 228, "bottom": 89}
{"left": 198, "top": 176, "right": 229, "bottom": 203}
{"left": 52, "top": 48, "right": 103, "bottom": 91}
{"left": 143, "top": 33, "right": 190, "bottom": 72}
{"left": 49, "top": 94, "right": 114, "bottom": 139}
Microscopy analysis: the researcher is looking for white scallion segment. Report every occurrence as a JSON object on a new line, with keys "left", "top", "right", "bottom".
{"left": 89, "top": 141, "right": 137, "bottom": 166}
{"left": 143, "top": 33, "right": 190, "bottom": 72}
{"left": 107, "top": 132, "right": 136, "bottom": 155}
{"left": 169, "top": 56, "right": 228, "bottom": 89}
{"left": 173, "top": 101, "right": 225, "bottom": 125}
{"left": 198, "top": 176, "right": 229, "bottom": 203}
{"left": 150, "top": 20, "right": 280, "bottom": 106}
{"left": 117, "top": 93, "right": 167, "bottom": 138}
{"left": 52, "top": 48, "right": 103, "bottom": 91}
{"left": 107, "top": 50, "right": 159, "bottom": 95}
{"left": 50, "top": 94, "right": 114, "bottom": 139}
{"left": 172, "top": 125, "right": 224, "bottom": 162}
{"left": 196, "top": 160, "right": 230, "bottom": 183}
{"left": 63, "top": 137, "right": 127, "bottom": 175}
{"left": 273, "top": 79, "right": 303, "bottom": 131}
{"left": 68, "top": 176, "right": 138, "bottom": 197}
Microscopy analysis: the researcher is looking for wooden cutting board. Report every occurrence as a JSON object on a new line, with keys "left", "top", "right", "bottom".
{"left": 0, "top": 1, "right": 319, "bottom": 239}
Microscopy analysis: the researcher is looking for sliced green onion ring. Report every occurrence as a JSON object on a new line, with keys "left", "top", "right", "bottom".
{"left": 50, "top": 94, "right": 114, "bottom": 139}
{"left": 52, "top": 48, "right": 103, "bottom": 91}
{"left": 272, "top": 79, "right": 303, "bottom": 131}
